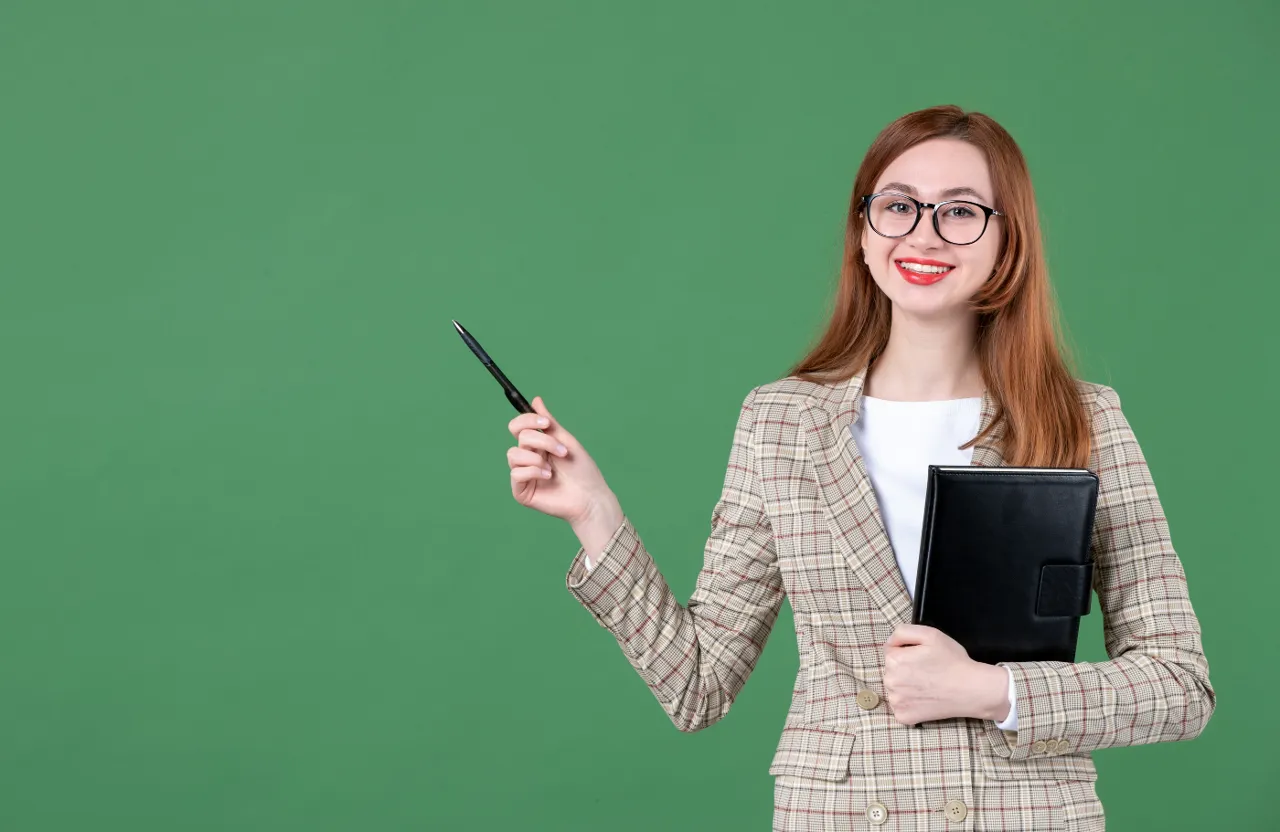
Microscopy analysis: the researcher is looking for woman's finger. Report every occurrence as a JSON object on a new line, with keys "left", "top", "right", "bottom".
{"left": 886, "top": 624, "right": 933, "bottom": 648}
{"left": 517, "top": 427, "right": 569, "bottom": 457}
{"left": 532, "top": 396, "right": 555, "bottom": 428}
{"left": 511, "top": 465, "right": 553, "bottom": 483}
{"left": 507, "top": 446, "right": 549, "bottom": 470}
{"left": 508, "top": 411, "right": 551, "bottom": 439}
{"left": 531, "top": 396, "right": 579, "bottom": 452}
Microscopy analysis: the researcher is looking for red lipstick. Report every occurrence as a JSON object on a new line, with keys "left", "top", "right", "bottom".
{"left": 894, "top": 258, "right": 956, "bottom": 286}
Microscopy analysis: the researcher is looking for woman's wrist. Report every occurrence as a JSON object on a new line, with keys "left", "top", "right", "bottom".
{"left": 970, "top": 661, "right": 1012, "bottom": 722}
{"left": 570, "top": 492, "right": 624, "bottom": 561}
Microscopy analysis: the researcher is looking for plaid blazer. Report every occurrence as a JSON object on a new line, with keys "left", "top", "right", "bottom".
{"left": 565, "top": 368, "right": 1215, "bottom": 829}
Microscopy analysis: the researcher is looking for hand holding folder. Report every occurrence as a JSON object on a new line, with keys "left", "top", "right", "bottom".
{"left": 911, "top": 466, "right": 1100, "bottom": 665}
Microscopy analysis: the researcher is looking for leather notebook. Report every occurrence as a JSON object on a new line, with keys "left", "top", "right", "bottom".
{"left": 911, "top": 466, "right": 1100, "bottom": 665}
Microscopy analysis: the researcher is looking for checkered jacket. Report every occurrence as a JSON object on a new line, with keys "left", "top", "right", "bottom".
{"left": 565, "top": 367, "right": 1214, "bottom": 812}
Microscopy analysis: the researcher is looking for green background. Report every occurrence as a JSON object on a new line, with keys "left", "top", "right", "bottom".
{"left": 2, "top": 1, "right": 1274, "bottom": 829}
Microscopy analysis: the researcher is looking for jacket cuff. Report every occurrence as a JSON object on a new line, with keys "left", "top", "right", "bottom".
{"left": 985, "top": 662, "right": 1081, "bottom": 760}
{"left": 564, "top": 514, "right": 642, "bottom": 629}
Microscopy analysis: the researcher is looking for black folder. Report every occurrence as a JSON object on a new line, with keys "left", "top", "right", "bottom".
{"left": 911, "top": 466, "right": 1100, "bottom": 665}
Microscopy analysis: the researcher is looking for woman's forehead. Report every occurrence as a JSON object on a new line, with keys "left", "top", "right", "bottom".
{"left": 875, "top": 139, "right": 993, "bottom": 202}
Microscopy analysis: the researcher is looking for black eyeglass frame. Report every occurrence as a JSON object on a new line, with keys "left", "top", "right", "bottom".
{"left": 859, "top": 191, "right": 1004, "bottom": 246}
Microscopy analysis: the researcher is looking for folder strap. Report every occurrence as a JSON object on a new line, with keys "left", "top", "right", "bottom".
{"left": 1036, "top": 563, "right": 1094, "bottom": 617}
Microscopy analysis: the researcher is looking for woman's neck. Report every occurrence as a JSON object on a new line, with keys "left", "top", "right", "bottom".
{"left": 864, "top": 311, "right": 983, "bottom": 402}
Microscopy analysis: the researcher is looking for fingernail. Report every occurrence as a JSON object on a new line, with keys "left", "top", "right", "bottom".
{"left": 537, "top": 417, "right": 549, "bottom": 427}
{"left": 555, "top": 443, "right": 566, "bottom": 455}
{"left": 542, "top": 468, "right": 552, "bottom": 478}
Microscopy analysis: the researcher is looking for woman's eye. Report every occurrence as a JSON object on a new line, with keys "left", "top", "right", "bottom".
{"left": 946, "top": 205, "right": 977, "bottom": 219}
{"left": 887, "top": 201, "right": 913, "bottom": 214}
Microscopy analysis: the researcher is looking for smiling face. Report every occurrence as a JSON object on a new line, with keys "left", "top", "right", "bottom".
{"left": 860, "top": 138, "right": 1002, "bottom": 322}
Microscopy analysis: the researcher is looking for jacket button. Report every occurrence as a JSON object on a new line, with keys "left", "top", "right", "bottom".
{"left": 945, "top": 800, "right": 968, "bottom": 822}
{"left": 1053, "top": 739, "right": 1070, "bottom": 754}
{"left": 1032, "top": 740, "right": 1048, "bottom": 754}
{"left": 855, "top": 689, "right": 881, "bottom": 710}
{"left": 866, "top": 802, "right": 888, "bottom": 825}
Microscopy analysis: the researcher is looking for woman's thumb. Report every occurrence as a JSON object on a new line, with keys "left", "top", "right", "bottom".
{"left": 532, "top": 395, "right": 555, "bottom": 425}
{"left": 532, "top": 396, "right": 574, "bottom": 444}
{"left": 533, "top": 395, "right": 587, "bottom": 464}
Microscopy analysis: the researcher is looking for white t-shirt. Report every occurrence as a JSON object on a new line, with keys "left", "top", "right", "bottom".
{"left": 850, "top": 395, "right": 983, "bottom": 600}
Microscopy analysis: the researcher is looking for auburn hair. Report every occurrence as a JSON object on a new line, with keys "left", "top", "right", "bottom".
{"left": 785, "top": 105, "right": 1091, "bottom": 468}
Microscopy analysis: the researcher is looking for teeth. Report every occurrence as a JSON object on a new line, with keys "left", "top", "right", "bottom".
{"left": 898, "top": 261, "right": 952, "bottom": 274}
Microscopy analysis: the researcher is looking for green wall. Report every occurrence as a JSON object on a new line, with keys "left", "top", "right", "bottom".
{"left": 3, "top": 1, "right": 1275, "bottom": 829}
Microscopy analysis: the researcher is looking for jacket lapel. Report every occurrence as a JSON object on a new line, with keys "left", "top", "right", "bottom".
{"left": 799, "top": 368, "right": 1005, "bottom": 626}
{"left": 969, "top": 389, "right": 1007, "bottom": 468}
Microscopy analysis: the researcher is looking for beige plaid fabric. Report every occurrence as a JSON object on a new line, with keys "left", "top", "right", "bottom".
{"left": 566, "top": 368, "right": 1215, "bottom": 831}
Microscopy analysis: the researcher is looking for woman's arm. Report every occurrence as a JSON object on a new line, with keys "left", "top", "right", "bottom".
{"left": 990, "top": 385, "right": 1216, "bottom": 759}
{"left": 565, "top": 386, "right": 784, "bottom": 733}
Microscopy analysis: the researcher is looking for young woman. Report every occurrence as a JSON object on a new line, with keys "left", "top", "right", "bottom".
{"left": 503, "top": 105, "right": 1215, "bottom": 831}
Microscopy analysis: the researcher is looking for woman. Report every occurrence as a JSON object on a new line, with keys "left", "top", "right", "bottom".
{"left": 503, "top": 105, "right": 1215, "bottom": 831}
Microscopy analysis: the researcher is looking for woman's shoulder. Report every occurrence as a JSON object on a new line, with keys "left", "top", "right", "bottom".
{"left": 743, "top": 375, "right": 857, "bottom": 423}
{"left": 1073, "top": 377, "right": 1122, "bottom": 415}
{"left": 754, "top": 376, "right": 830, "bottom": 402}
{"left": 1072, "top": 378, "right": 1140, "bottom": 455}
{"left": 716, "top": 377, "right": 832, "bottom": 436}
{"left": 1074, "top": 378, "right": 1108, "bottom": 402}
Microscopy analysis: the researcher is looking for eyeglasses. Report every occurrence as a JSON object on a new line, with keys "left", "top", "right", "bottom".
{"left": 860, "top": 191, "right": 1003, "bottom": 246}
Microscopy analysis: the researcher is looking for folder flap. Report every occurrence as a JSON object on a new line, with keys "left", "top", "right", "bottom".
{"left": 1037, "top": 563, "right": 1093, "bottom": 617}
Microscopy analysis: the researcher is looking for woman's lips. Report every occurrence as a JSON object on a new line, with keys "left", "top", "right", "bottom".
{"left": 895, "top": 258, "right": 955, "bottom": 286}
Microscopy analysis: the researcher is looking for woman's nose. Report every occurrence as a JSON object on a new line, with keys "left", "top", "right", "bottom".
{"left": 905, "top": 208, "right": 945, "bottom": 248}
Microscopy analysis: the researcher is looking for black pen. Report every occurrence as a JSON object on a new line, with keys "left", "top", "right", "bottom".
{"left": 452, "top": 319, "right": 534, "bottom": 414}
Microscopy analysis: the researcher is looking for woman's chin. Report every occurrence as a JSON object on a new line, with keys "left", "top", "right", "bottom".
{"left": 889, "top": 293, "right": 973, "bottom": 321}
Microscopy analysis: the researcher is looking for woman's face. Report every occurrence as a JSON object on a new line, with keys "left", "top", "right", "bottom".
{"left": 860, "top": 138, "right": 1002, "bottom": 322}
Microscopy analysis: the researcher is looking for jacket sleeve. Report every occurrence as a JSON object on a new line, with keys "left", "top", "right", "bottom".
{"left": 990, "top": 385, "right": 1216, "bottom": 759}
{"left": 565, "top": 385, "right": 784, "bottom": 733}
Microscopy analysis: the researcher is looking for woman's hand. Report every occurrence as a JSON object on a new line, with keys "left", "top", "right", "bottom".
{"left": 882, "top": 624, "right": 1010, "bottom": 725}
{"left": 506, "top": 395, "right": 617, "bottom": 530}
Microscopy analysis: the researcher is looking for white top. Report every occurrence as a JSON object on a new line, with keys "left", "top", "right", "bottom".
{"left": 849, "top": 395, "right": 983, "bottom": 600}
{"left": 851, "top": 394, "right": 1018, "bottom": 730}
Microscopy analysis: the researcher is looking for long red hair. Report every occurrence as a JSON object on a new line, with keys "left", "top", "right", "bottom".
{"left": 786, "top": 105, "right": 1091, "bottom": 468}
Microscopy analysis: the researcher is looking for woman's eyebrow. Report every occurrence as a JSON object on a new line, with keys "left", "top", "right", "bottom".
{"left": 880, "top": 181, "right": 990, "bottom": 202}
{"left": 940, "top": 186, "right": 989, "bottom": 201}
